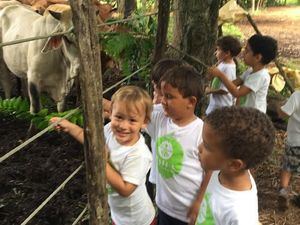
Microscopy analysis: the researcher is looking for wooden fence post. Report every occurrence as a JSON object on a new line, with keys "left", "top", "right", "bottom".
{"left": 69, "top": 1, "right": 109, "bottom": 224}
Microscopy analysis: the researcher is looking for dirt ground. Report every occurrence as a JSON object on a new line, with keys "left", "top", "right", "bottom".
{"left": 235, "top": 6, "right": 300, "bottom": 225}
{"left": 1, "top": 6, "right": 300, "bottom": 225}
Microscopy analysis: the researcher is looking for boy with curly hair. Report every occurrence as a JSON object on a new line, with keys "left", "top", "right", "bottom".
{"left": 197, "top": 107, "right": 275, "bottom": 224}
{"left": 208, "top": 34, "right": 278, "bottom": 113}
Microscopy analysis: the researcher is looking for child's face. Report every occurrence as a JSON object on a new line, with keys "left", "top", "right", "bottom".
{"left": 198, "top": 122, "right": 228, "bottom": 171}
{"left": 242, "top": 42, "right": 260, "bottom": 67}
{"left": 160, "top": 81, "right": 194, "bottom": 122}
{"left": 215, "top": 46, "right": 228, "bottom": 62}
{"left": 110, "top": 100, "right": 147, "bottom": 146}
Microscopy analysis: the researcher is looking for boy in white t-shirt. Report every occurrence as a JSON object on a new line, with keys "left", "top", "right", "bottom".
{"left": 146, "top": 64, "right": 212, "bottom": 225}
{"left": 276, "top": 91, "right": 300, "bottom": 211}
{"left": 197, "top": 107, "right": 275, "bottom": 225}
{"left": 208, "top": 34, "right": 278, "bottom": 113}
{"left": 50, "top": 86, "right": 156, "bottom": 225}
{"left": 148, "top": 58, "right": 186, "bottom": 200}
{"left": 205, "top": 35, "right": 241, "bottom": 115}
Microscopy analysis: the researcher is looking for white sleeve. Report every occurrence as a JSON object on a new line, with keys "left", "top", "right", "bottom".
{"left": 120, "top": 148, "right": 152, "bottom": 186}
{"left": 243, "top": 73, "right": 265, "bottom": 92}
{"left": 104, "top": 122, "right": 111, "bottom": 140}
{"left": 281, "top": 92, "right": 297, "bottom": 116}
{"left": 219, "top": 66, "right": 236, "bottom": 91}
{"left": 145, "top": 104, "right": 164, "bottom": 138}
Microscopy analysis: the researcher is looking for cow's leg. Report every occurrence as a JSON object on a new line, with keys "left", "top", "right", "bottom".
{"left": 28, "top": 81, "right": 41, "bottom": 114}
{"left": 0, "top": 62, "right": 13, "bottom": 99}
{"left": 57, "top": 99, "right": 66, "bottom": 113}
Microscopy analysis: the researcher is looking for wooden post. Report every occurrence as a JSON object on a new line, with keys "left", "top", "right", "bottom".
{"left": 69, "top": 1, "right": 108, "bottom": 225}
{"left": 152, "top": 0, "right": 170, "bottom": 64}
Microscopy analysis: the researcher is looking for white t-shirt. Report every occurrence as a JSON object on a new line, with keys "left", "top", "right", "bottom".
{"left": 149, "top": 104, "right": 164, "bottom": 184}
{"left": 281, "top": 91, "right": 300, "bottom": 146}
{"left": 197, "top": 171, "right": 259, "bottom": 225}
{"left": 146, "top": 106, "right": 204, "bottom": 222}
{"left": 240, "top": 68, "right": 270, "bottom": 113}
{"left": 206, "top": 62, "right": 236, "bottom": 114}
{"left": 104, "top": 123, "right": 155, "bottom": 225}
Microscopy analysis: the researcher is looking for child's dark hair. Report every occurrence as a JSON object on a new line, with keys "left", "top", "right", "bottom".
{"left": 217, "top": 35, "right": 242, "bottom": 57}
{"left": 248, "top": 34, "right": 278, "bottom": 65}
{"left": 205, "top": 106, "right": 275, "bottom": 169}
{"left": 151, "top": 58, "right": 186, "bottom": 85}
{"left": 159, "top": 64, "right": 204, "bottom": 104}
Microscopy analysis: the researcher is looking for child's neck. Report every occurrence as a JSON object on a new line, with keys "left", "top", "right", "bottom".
{"left": 172, "top": 114, "right": 197, "bottom": 127}
{"left": 218, "top": 170, "right": 252, "bottom": 191}
{"left": 251, "top": 63, "right": 265, "bottom": 73}
{"left": 221, "top": 57, "right": 234, "bottom": 64}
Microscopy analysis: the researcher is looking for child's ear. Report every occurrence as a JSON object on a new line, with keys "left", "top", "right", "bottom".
{"left": 227, "top": 159, "right": 246, "bottom": 172}
{"left": 255, "top": 53, "right": 263, "bottom": 64}
{"left": 188, "top": 96, "right": 197, "bottom": 108}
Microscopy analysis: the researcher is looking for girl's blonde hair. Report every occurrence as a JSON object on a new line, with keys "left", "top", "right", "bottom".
{"left": 111, "top": 86, "right": 153, "bottom": 122}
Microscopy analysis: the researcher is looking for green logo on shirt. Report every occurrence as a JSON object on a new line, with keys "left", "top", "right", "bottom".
{"left": 196, "top": 193, "right": 215, "bottom": 225}
{"left": 156, "top": 135, "right": 184, "bottom": 179}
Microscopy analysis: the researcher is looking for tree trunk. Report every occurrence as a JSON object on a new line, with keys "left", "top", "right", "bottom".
{"left": 173, "top": 0, "right": 220, "bottom": 73}
{"left": 117, "top": 0, "right": 136, "bottom": 18}
{"left": 152, "top": 0, "right": 170, "bottom": 64}
{"left": 69, "top": 1, "right": 108, "bottom": 225}
{"left": 173, "top": 0, "right": 220, "bottom": 114}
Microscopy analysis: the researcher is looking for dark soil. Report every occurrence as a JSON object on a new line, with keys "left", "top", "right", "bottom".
{"left": 0, "top": 115, "right": 87, "bottom": 225}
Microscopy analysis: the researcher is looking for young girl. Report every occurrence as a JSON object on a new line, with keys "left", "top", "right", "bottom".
{"left": 50, "top": 86, "right": 156, "bottom": 225}
{"left": 205, "top": 35, "right": 242, "bottom": 115}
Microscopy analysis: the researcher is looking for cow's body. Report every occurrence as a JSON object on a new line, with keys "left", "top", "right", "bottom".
{"left": 0, "top": 4, "right": 80, "bottom": 113}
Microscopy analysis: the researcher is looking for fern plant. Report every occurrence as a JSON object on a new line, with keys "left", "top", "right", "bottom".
{"left": 101, "top": 11, "right": 157, "bottom": 84}
{"left": 0, "top": 97, "right": 83, "bottom": 130}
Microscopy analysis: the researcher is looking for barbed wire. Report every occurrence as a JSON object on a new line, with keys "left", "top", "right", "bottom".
{"left": 72, "top": 205, "right": 88, "bottom": 225}
{"left": 0, "top": 62, "right": 150, "bottom": 164}
{"left": 0, "top": 12, "right": 157, "bottom": 48}
{"left": 167, "top": 44, "right": 209, "bottom": 69}
{"left": 21, "top": 164, "right": 84, "bottom": 225}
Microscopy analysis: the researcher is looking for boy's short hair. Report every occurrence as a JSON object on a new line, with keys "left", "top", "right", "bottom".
{"left": 159, "top": 64, "right": 204, "bottom": 104}
{"left": 111, "top": 86, "right": 153, "bottom": 122}
{"left": 151, "top": 58, "right": 186, "bottom": 85}
{"left": 248, "top": 34, "right": 278, "bottom": 65}
{"left": 205, "top": 106, "right": 275, "bottom": 169}
{"left": 217, "top": 35, "right": 242, "bottom": 57}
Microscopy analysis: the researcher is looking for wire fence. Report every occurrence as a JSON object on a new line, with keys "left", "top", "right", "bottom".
{"left": 0, "top": 3, "right": 207, "bottom": 224}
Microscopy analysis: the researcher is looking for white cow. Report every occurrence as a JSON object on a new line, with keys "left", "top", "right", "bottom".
{"left": 0, "top": 4, "right": 80, "bottom": 113}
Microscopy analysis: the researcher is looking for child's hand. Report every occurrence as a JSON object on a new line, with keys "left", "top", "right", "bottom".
{"left": 205, "top": 87, "right": 212, "bottom": 95}
{"left": 49, "top": 117, "right": 71, "bottom": 133}
{"left": 187, "top": 200, "right": 200, "bottom": 225}
{"left": 207, "top": 66, "right": 222, "bottom": 78}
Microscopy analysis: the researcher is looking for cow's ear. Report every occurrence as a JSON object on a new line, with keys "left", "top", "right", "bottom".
{"left": 41, "top": 36, "right": 63, "bottom": 53}
{"left": 49, "top": 10, "right": 62, "bottom": 21}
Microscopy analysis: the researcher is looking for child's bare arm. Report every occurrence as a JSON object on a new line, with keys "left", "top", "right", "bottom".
{"left": 205, "top": 87, "right": 228, "bottom": 95}
{"left": 276, "top": 102, "right": 289, "bottom": 119}
{"left": 187, "top": 170, "right": 213, "bottom": 225}
{"left": 106, "top": 163, "right": 137, "bottom": 197}
{"left": 208, "top": 66, "right": 251, "bottom": 98}
{"left": 50, "top": 117, "right": 84, "bottom": 144}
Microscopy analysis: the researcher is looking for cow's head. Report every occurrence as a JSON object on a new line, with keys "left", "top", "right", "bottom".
{"left": 42, "top": 5, "right": 80, "bottom": 100}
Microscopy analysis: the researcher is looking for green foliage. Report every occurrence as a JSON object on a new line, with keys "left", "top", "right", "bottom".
{"left": 0, "top": 97, "right": 83, "bottom": 130}
{"left": 101, "top": 11, "right": 157, "bottom": 84}
{"left": 222, "top": 23, "right": 245, "bottom": 40}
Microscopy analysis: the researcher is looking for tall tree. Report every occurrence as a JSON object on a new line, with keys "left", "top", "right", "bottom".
{"left": 173, "top": 0, "right": 220, "bottom": 74}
